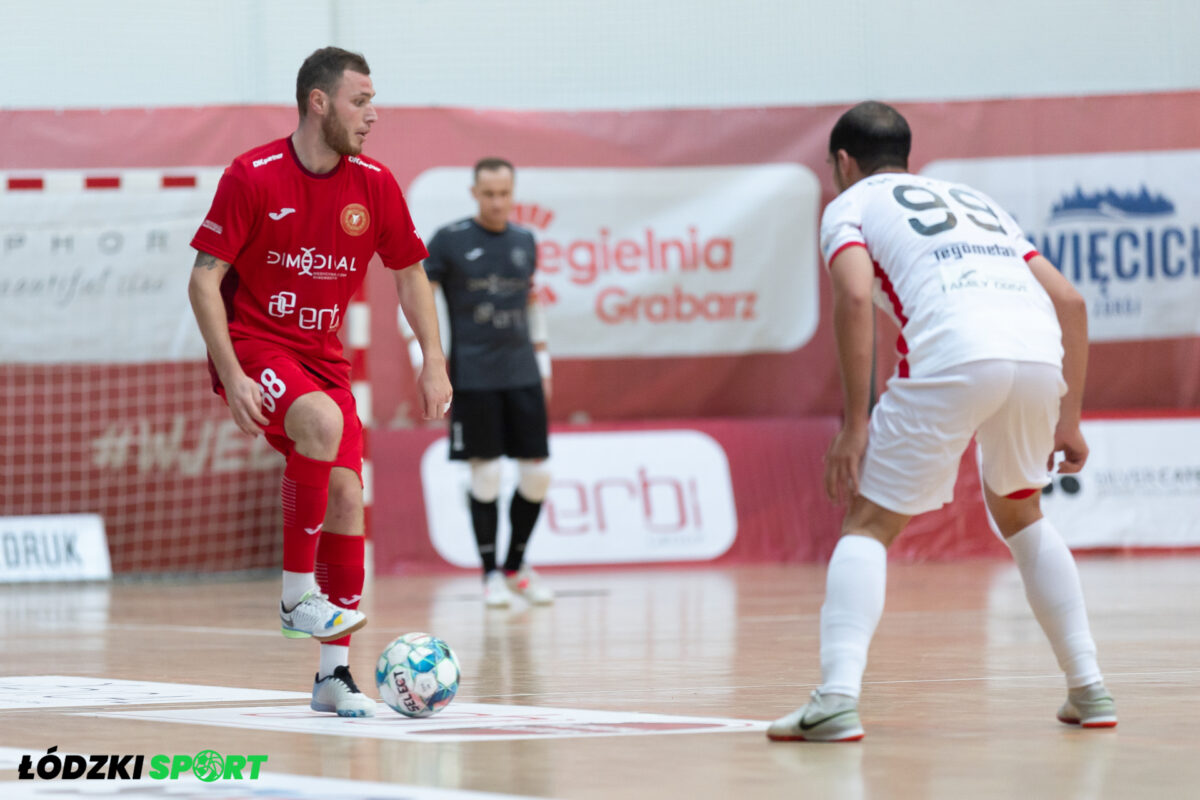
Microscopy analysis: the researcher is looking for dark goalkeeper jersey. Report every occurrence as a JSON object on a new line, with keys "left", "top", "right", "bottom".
{"left": 422, "top": 218, "right": 540, "bottom": 390}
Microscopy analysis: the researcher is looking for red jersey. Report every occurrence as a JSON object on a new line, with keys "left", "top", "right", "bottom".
{"left": 191, "top": 137, "right": 427, "bottom": 387}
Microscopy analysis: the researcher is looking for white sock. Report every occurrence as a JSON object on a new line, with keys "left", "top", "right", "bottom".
{"left": 1006, "top": 518, "right": 1102, "bottom": 688}
{"left": 318, "top": 644, "right": 350, "bottom": 680}
{"left": 819, "top": 535, "right": 888, "bottom": 699}
{"left": 281, "top": 570, "right": 317, "bottom": 610}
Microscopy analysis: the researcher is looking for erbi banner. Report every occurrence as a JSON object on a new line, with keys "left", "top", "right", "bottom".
{"left": 421, "top": 429, "right": 738, "bottom": 566}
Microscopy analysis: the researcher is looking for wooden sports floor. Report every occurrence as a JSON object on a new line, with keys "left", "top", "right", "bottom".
{"left": 2, "top": 557, "right": 1199, "bottom": 799}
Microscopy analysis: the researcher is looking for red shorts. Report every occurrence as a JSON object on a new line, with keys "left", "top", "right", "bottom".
{"left": 216, "top": 341, "right": 364, "bottom": 480}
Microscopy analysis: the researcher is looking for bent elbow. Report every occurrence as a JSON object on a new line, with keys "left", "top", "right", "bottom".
{"left": 1060, "top": 287, "right": 1087, "bottom": 317}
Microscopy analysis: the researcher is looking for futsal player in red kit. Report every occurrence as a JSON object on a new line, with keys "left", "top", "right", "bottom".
{"left": 188, "top": 47, "right": 451, "bottom": 716}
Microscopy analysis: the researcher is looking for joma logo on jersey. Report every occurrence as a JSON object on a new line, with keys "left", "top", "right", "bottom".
{"left": 340, "top": 203, "right": 370, "bottom": 236}
{"left": 267, "top": 248, "right": 357, "bottom": 278}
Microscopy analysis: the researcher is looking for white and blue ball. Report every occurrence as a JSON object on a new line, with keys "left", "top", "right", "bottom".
{"left": 375, "top": 632, "right": 460, "bottom": 717}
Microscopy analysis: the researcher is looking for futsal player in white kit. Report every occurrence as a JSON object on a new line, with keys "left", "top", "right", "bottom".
{"left": 768, "top": 102, "right": 1116, "bottom": 742}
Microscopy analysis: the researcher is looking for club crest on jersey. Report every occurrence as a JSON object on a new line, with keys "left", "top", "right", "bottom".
{"left": 341, "top": 203, "right": 370, "bottom": 237}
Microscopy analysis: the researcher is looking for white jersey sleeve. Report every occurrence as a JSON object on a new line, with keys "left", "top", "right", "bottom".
{"left": 820, "top": 189, "right": 869, "bottom": 268}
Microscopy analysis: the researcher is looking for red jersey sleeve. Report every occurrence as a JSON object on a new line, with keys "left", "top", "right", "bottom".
{"left": 190, "top": 164, "right": 258, "bottom": 264}
{"left": 376, "top": 171, "right": 429, "bottom": 271}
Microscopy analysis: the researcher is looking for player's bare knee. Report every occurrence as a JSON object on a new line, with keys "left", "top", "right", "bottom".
{"left": 308, "top": 416, "right": 344, "bottom": 457}
{"left": 516, "top": 459, "right": 551, "bottom": 502}
{"left": 285, "top": 392, "right": 344, "bottom": 459}
{"left": 985, "top": 485, "right": 1044, "bottom": 538}
{"left": 327, "top": 479, "right": 361, "bottom": 516}
{"left": 469, "top": 458, "right": 503, "bottom": 503}
{"left": 323, "top": 468, "right": 364, "bottom": 530}
{"left": 841, "top": 496, "right": 908, "bottom": 548}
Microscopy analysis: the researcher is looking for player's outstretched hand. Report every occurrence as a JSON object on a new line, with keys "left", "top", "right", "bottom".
{"left": 824, "top": 424, "right": 869, "bottom": 505}
{"left": 1051, "top": 422, "right": 1089, "bottom": 474}
{"left": 227, "top": 373, "right": 269, "bottom": 436}
{"left": 418, "top": 361, "right": 453, "bottom": 420}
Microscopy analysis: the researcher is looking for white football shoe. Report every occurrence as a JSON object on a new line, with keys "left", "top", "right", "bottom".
{"left": 506, "top": 566, "right": 554, "bottom": 605}
{"left": 311, "top": 665, "right": 376, "bottom": 717}
{"left": 483, "top": 570, "right": 514, "bottom": 608}
{"left": 280, "top": 589, "right": 367, "bottom": 642}
{"left": 767, "top": 691, "right": 864, "bottom": 742}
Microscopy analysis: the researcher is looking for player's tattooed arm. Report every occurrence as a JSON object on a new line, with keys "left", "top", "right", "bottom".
{"left": 193, "top": 251, "right": 230, "bottom": 271}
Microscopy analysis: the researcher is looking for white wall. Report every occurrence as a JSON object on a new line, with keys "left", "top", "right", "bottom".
{"left": 6, "top": 0, "right": 1200, "bottom": 110}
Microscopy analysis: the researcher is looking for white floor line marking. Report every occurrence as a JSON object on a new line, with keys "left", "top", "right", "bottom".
{"left": 82, "top": 702, "right": 767, "bottom": 743}
{"left": 461, "top": 668, "right": 1200, "bottom": 700}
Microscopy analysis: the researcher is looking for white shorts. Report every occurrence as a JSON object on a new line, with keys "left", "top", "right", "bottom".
{"left": 858, "top": 359, "right": 1066, "bottom": 516}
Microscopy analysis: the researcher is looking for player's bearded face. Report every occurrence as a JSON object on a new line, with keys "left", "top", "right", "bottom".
{"left": 321, "top": 108, "right": 359, "bottom": 156}
{"left": 320, "top": 70, "right": 375, "bottom": 157}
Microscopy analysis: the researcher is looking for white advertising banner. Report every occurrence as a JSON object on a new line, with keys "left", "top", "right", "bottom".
{"left": 1041, "top": 418, "right": 1200, "bottom": 548}
{"left": 0, "top": 514, "right": 112, "bottom": 582}
{"left": 923, "top": 151, "right": 1200, "bottom": 342}
{"left": 0, "top": 169, "right": 220, "bottom": 363}
{"left": 421, "top": 430, "right": 738, "bottom": 566}
{"left": 407, "top": 165, "right": 820, "bottom": 358}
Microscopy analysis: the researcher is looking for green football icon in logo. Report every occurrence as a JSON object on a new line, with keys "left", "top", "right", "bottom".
{"left": 192, "top": 750, "right": 224, "bottom": 782}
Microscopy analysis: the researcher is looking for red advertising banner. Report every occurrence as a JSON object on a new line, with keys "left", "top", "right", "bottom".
{"left": 2, "top": 93, "right": 1198, "bottom": 572}
{"left": 5, "top": 94, "right": 1198, "bottom": 425}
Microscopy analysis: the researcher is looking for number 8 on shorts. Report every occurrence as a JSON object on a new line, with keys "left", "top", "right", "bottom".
{"left": 259, "top": 368, "right": 288, "bottom": 413}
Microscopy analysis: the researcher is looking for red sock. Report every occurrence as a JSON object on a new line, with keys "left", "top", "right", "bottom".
{"left": 315, "top": 532, "right": 365, "bottom": 647}
{"left": 281, "top": 452, "right": 333, "bottom": 573}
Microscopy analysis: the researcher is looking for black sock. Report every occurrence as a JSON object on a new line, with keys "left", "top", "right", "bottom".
{"left": 503, "top": 490, "right": 543, "bottom": 573}
{"left": 470, "top": 496, "right": 498, "bottom": 576}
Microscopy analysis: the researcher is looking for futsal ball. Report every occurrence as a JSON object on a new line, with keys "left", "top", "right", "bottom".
{"left": 375, "top": 632, "right": 460, "bottom": 717}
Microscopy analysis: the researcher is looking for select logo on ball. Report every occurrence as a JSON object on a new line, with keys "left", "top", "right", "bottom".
{"left": 340, "top": 203, "right": 370, "bottom": 236}
{"left": 375, "top": 632, "right": 460, "bottom": 718}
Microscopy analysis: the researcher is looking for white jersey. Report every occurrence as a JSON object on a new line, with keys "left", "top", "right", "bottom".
{"left": 820, "top": 172, "right": 1062, "bottom": 378}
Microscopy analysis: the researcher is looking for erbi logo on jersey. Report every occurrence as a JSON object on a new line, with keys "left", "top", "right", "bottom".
{"left": 267, "top": 291, "right": 343, "bottom": 331}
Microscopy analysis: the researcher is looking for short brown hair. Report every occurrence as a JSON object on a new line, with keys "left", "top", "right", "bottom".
{"left": 296, "top": 47, "right": 370, "bottom": 117}
{"left": 474, "top": 157, "right": 515, "bottom": 182}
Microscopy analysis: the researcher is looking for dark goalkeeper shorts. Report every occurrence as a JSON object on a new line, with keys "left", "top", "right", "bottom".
{"left": 449, "top": 385, "right": 549, "bottom": 461}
